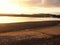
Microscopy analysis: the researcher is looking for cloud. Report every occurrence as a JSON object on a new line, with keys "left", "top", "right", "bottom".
{"left": 23, "top": 0, "right": 60, "bottom": 7}
{"left": 45, "top": 0, "right": 60, "bottom": 7}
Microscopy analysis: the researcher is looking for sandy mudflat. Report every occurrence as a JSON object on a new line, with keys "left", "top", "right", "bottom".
{"left": 0, "top": 24, "right": 60, "bottom": 45}
{"left": 0, "top": 24, "right": 60, "bottom": 36}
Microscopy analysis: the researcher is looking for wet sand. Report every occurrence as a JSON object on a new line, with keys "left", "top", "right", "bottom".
{"left": 0, "top": 23, "right": 60, "bottom": 45}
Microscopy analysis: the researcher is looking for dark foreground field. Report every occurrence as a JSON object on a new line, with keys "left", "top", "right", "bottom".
{"left": 0, "top": 22, "right": 60, "bottom": 45}
{"left": 0, "top": 21, "right": 59, "bottom": 33}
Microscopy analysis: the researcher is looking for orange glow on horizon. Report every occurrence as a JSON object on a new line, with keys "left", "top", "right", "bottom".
{"left": 0, "top": 0, "right": 60, "bottom": 14}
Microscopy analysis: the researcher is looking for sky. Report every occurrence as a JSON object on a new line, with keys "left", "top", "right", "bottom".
{"left": 0, "top": 0, "right": 60, "bottom": 14}
{"left": 27, "top": 0, "right": 60, "bottom": 7}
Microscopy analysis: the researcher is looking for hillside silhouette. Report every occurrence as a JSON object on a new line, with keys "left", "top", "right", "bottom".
{"left": 0, "top": 14, "right": 60, "bottom": 18}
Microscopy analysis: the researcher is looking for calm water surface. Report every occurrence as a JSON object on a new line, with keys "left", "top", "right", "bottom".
{"left": 0, "top": 16, "right": 60, "bottom": 23}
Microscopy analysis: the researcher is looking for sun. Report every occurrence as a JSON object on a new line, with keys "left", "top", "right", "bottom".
{"left": 0, "top": 0, "right": 29, "bottom": 14}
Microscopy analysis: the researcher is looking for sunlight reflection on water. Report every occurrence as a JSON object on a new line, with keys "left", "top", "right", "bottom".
{"left": 0, "top": 16, "right": 59, "bottom": 23}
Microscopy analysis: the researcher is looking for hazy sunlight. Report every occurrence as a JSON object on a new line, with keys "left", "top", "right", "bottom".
{"left": 0, "top": 0, "right": 60, "bottom": 14}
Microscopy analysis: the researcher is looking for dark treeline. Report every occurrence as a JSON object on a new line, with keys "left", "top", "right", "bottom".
{"left": 0, "top": 14, "right": 60, "bottom": 18}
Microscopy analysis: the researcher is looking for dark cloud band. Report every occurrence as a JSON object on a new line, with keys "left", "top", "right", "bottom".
{"left": 26, "top": 0, "right": 60, "bottom": 7}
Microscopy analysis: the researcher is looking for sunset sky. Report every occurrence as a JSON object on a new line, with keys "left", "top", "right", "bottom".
{"left": 0, "top": 0, "right": 60, "bottom": 14}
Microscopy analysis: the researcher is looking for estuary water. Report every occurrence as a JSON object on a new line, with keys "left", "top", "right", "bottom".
{"left": 0, "top": 16, "right": 59, "bottom": 23}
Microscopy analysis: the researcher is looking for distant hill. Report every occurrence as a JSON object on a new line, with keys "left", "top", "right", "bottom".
{"left": 0, "top": 14, "right": 60, "bottom": 18}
